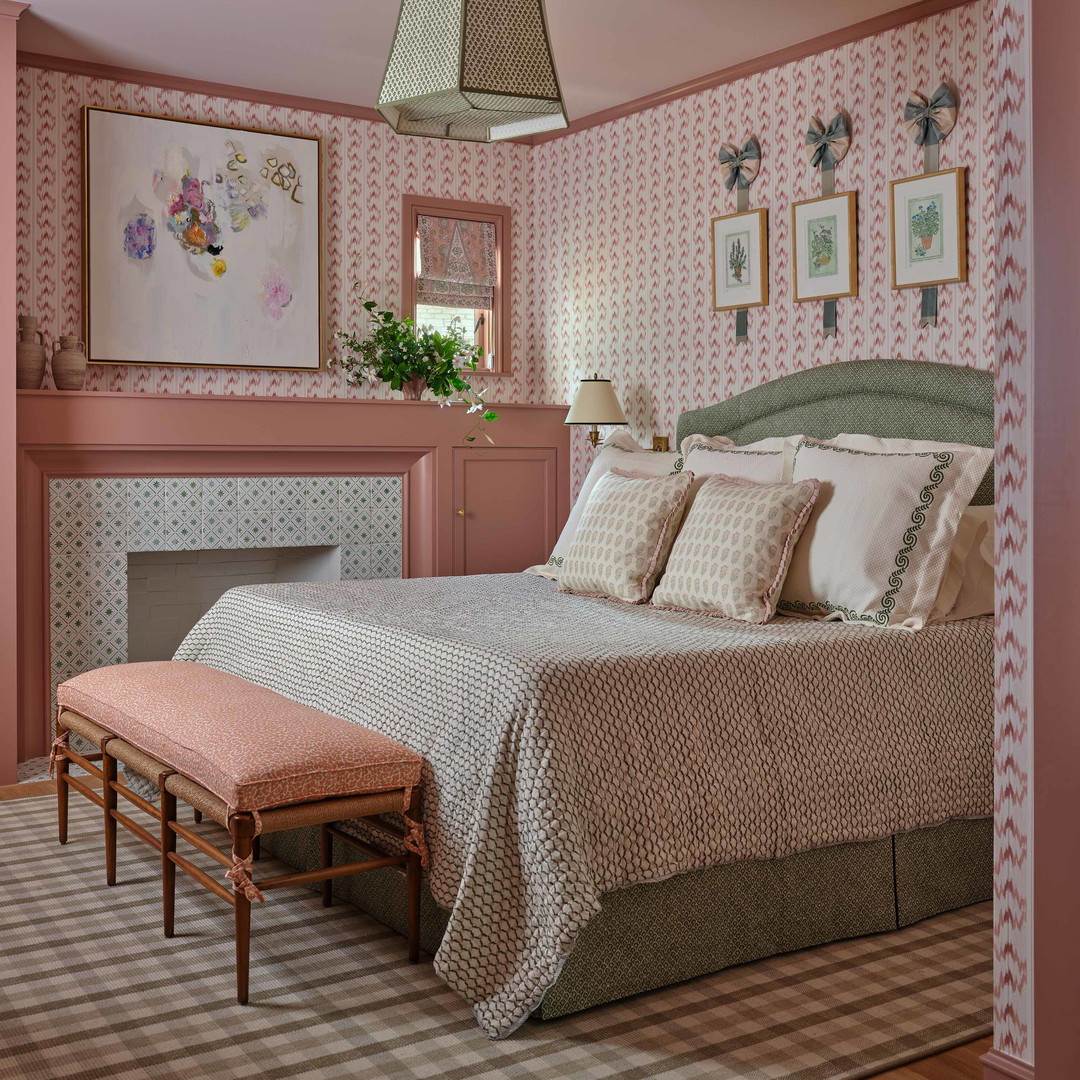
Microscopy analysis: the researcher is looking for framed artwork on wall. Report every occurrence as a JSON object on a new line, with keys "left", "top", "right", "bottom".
{"left": 83, "top": 106, "right": 322, "bottom": 371}
{"left": 790, "top": 191, "right": 858, "bottom": 302}
{"left": 710, "top": 208, "right": 769, "bottom": 311}
{"left": 889, "top": 167, "right": 967, "bottom": 290}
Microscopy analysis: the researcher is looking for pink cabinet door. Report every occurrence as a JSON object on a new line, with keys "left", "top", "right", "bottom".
{"left": 452, "top": 447, "right": 559, "bottom": 575}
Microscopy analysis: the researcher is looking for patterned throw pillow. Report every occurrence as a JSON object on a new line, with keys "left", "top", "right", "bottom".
{"left": 779, "top": 436, "right": 994, "bottom": 629}
{"left": 526, "top": 431, "right": 684, "bottom": 580}
{"left": 651, "top": 475, "right": 821, "bottom": 623}
{"left": 558, "top": 468, "right": 693, "bottom": 604}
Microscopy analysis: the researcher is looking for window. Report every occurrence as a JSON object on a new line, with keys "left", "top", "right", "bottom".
{"left": 402, "top": 195, "right": 511, "bottom": 375}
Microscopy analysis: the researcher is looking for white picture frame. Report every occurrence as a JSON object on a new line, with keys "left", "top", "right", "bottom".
{"left": 84, "top": 106, "right": 323, "bottom": 372}
{"left": 711, "top": 208, "right": 769, "bottom": 311}
{"left": 791, "top": 191, "right": 858, "bottom": 302}
{"left": 889, "top": 167, "right": 967, "bottom": 290}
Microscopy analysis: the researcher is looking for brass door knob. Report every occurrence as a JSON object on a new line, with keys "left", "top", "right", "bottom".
{"left": 456, "top": 509, "right": 465, "bottom": 516}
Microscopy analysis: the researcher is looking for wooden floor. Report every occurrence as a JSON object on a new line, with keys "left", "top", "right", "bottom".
{"left": 1, "top": 780, "right": 991, "bottom": 1077}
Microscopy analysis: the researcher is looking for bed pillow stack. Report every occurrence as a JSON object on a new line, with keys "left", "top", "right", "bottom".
{"left": 557, "top": 468, "right": 693, "bottom": 603}
{"left": 526, "top": 431, "right": 687, "bottom": 580}
{"left": 778, "top": 435, "right": 994, "bottom": 629}
{"left": 680, "top": 434, "right": 799, "bottom": 488}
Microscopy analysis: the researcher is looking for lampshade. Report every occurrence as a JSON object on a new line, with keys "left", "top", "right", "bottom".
{"left": 377, "top": 0, "right": 569, "bottom": 143}
{"left": 565, "top": 376, "right": 627, "bottom": 426}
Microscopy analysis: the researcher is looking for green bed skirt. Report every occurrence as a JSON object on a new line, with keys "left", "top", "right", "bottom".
{"left": 262, "top": 815, "right": 992, "bottom": 1021}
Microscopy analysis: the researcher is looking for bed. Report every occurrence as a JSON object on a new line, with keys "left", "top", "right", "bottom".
{"left": 175, "top": 358, "right": 994, "bottom": 1039}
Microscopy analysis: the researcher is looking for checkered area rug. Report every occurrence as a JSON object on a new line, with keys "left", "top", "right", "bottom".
{"left": 1, "top": 795, "right": 991, "bottom": 1080}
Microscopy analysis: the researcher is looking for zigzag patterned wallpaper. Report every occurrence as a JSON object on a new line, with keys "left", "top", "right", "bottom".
{"left": 14, "top": 0, "right": 1032, "bottom": 1061}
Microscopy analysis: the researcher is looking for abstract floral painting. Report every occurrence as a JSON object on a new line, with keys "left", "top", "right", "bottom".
{"left": 84, "top": 107, "right": 321, "bottom": 371}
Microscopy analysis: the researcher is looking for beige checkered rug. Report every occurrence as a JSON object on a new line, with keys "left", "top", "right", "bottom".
{"left": 0, "top": 795, "right": 991, "bottom": 1080}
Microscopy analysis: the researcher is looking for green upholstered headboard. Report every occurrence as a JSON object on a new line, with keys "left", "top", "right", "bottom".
{"left": 676, "top": 358, "right": 994, "bottom": 505}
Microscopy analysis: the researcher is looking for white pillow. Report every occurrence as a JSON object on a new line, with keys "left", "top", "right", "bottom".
{"left": 931, "top": 504, "right": 994, "bottom": 621}
{"left": 682, "top": 435, "right": 802, "bottom": 488}
{"left": 778, "top": 436, "right": 994, "bottom": 629}
{"left": 558, "top": 469, "right": 693, "bottom": 604}
{"left": 526, "top": 431, "right": 683, "bottom": 580}
{"left": 679, "top": 433, "right": 734, "bottom": 456}
{"left": 938, "top": 507, "right": 995, "bottom": 621}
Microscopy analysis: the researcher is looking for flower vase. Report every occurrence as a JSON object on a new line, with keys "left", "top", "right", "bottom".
{"left": 51, "top": 336, "right": 87, "bottom": 391}
{"left": 401, "top": 376, "right": 427, "bottom": 400}
{"left": 16, "top": 315, "right": 47, "bottom": 389}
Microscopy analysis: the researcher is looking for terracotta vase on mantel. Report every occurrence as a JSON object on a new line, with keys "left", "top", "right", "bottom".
{"left": 15, "top": 315, "right": 47, "bottom": 389}
{"left": 51, "top": 335, "right": 87, "bottom": 391}
{"left": 400, "top": 376, "right": 427, "bottom": 400}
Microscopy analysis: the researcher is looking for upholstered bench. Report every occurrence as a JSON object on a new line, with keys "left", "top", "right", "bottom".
{"left": 52, "top": 661, "right": 428, "bottom": 1003}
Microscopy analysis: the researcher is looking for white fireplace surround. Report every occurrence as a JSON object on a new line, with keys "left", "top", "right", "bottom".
{"left": 48, "top": 475, "right": 402, "bottom": 708}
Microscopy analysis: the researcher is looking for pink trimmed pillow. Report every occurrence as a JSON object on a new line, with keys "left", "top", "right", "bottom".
{"left": 558, "top": 468, "right": 693, "bottom": 604}
{"left": 651, "top": 473, "right": 820, "bottom": 623}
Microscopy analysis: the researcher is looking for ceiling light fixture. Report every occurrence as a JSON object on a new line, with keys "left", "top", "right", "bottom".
{"left": 376, "top": 0, "right": 568, "bottom": 143}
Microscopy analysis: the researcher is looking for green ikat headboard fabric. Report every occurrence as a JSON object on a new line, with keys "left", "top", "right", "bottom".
{"left": 676, "top": 358, "right": 994, "bottom": 505}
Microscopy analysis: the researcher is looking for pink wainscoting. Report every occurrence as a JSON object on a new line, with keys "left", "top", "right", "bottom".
{"left": 15, "top": 391, "right": 570, "bottom": 763}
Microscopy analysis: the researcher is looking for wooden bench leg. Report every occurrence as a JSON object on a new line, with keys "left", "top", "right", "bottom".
{"left": 320, "top": 824, "right": 333, "bottom": 908}
{"left": 160, "top": 782, "right": 177, "bottom": 938}
{"left": 55, "top": 734, "right": 69, "bottom": 846}
{"left": 103, "top": 743, "right": 118, "bottom": 887}
{"left": 230, "top": 815, "right": 257, "bottom": 1005}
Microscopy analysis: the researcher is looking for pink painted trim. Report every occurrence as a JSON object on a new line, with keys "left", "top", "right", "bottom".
{"left": 16, "top": 50, "right": 387, "bottom": 124}
{"left": 401, "top": 194, "right": 513, "bottom": 376}
{"left": 558, "top": 470, "right": 692, "bottom": 605}
{"left": 980, "top": 1048, "right": 1035, "bottom": 1080}
{"left": 0, "top": 3, "right": 28, "bottom": 19}
{"left": 530, "top": 0, "right": 975, "bottom": 143}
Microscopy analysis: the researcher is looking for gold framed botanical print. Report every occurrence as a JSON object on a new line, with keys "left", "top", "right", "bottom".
{"left": 790, "top": 191, "right": 858, "bottom": 302}
{"left": 889, "top": 166, "right": 967, "bottom": 290}
{"left": 710, "top": 208, "right": 769, "bottom": 311}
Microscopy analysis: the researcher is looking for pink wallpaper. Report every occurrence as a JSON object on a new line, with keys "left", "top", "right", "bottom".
{"left": 15, "top": 67, "right": 533, "bottom": 403}
{"left": 527, "top": 1, "right": 998, "bottom": 493}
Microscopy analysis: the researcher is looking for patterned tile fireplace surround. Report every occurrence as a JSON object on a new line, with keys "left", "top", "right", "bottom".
{"left": 48, "top": 474, "right": 403, "bottom": 709}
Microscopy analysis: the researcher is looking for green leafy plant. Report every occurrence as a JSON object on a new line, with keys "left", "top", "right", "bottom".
{"left": 728, "top": 237, "right": 747, "bottom": 281}
{"left": 333, "top": 289, "right": 498, "bottom": 442}
{"left": 910, "top": 200, "right": 942, "bottom": 242}
{"left": 809, "top": 223, "right": 834, "bottom": 267}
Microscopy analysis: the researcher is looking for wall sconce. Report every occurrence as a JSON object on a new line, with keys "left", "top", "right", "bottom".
{"left": 564, "top": 374, "right": 627, "bottom": 447}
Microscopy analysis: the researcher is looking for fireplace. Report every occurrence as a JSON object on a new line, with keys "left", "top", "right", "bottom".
{"left": 48, "top": 475, "right": 402, "bottom": 713}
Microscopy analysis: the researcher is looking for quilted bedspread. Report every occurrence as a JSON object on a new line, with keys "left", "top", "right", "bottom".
{"left": 175, "top": 573, "right": 993, "bottom": 1038}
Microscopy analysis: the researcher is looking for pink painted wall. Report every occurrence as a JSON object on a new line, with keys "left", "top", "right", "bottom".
{"left": 15, "top": 67, "right": 533, "bottom": 402}
{"left": 527, "top": 0, "right": 998, "bottom": 493}
{"left": 0, "top": 5, "right": 26, "bottom": 787}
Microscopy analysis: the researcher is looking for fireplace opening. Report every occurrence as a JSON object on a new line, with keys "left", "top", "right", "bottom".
{"left": 126, "top": 546, "right": 341, "bottom": 663}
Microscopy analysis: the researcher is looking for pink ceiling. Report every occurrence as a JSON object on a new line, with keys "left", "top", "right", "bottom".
{"left": 20, "top": 0, "right": 919, "bottom": 123}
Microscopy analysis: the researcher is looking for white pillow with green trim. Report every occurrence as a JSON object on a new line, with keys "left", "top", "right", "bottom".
{"left": 525, "top": 431, "right": 684, "bottom": 580}
{"left": 778, "top": 436, "right": 994, "bottom": 629}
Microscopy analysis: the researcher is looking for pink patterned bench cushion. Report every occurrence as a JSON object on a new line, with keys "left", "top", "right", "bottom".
{"left": 57, "top": 662, "right": 423, "bottom": 812}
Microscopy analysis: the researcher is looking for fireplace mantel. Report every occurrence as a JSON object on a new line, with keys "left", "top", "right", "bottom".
{"left": 13, "top": 390, "right": 570, "bottom": 776}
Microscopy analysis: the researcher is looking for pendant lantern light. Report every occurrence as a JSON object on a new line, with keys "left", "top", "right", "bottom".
{"left": 376, "top": 0, "right": 568, "bottom": 142}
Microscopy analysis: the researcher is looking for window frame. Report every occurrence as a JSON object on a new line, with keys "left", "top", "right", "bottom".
{"left": 402, "top": 194, "right": 512, "bottom": 376}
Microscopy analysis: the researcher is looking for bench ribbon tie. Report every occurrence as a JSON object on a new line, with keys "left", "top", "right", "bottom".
{"left": 401, "top": 786, "right": 430, "bottom": 869}
{"left": 48, "top": 730, "right": 69, "bottom": 779}
{"left": 226, "top": 852, "right": 266, "bottom": 903}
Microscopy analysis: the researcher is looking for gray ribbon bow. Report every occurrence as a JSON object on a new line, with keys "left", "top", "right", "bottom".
{"left": 804, "top": 113, "right": 851, "bottom": 171}
{"left": 717, "top": 137, "right": 761, "bottom": 191}
{"left": 903, "top": 83, "right": 957, "bottom": 146}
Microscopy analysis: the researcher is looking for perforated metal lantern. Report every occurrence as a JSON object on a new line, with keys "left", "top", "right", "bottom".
{"left": 377, "top": 0, "right": 568, "bottom": 142}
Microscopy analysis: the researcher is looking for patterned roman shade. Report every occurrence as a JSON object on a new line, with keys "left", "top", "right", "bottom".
{"left": 416, "top": 213, "right": 497, "bottom": 309}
